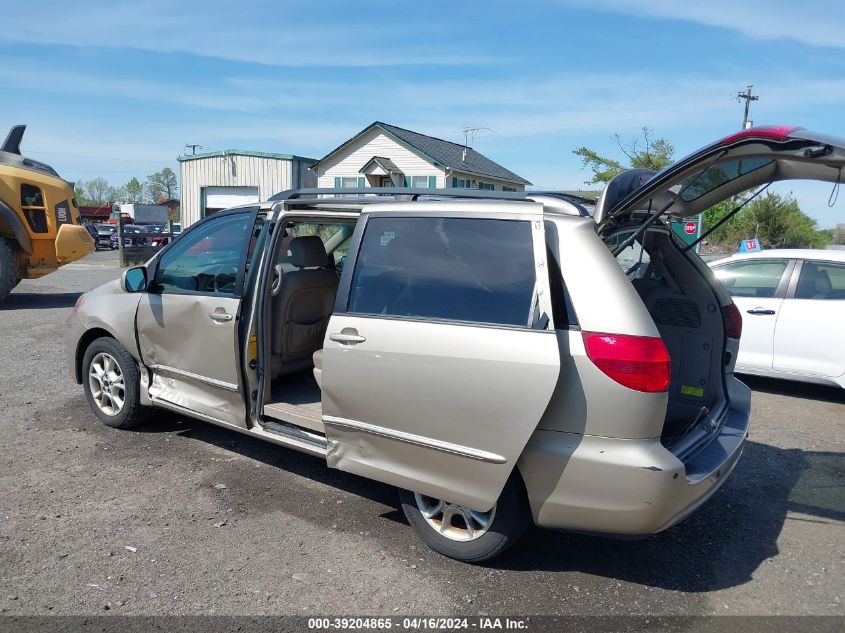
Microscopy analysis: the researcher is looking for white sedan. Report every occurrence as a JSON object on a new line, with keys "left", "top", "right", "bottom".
{"left": 710, "top": 249, "right": 845, "bottom": 388}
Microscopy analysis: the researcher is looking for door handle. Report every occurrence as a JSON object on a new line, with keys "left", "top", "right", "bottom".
{"left": 209, "top": 311, "right": 233, "bottom": 322}
{"left": 329, "top": 332, "right": 366, "bottom": 344}
{"left": 747, "top": 308, "right": 776, "bottom": 315}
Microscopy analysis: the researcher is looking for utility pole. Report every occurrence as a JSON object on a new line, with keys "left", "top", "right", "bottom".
{"left": 185, "top": 144, "right": 202, "bottom": 155}
{"left": 736, "top": 85, "right": 759, "bottom": 129}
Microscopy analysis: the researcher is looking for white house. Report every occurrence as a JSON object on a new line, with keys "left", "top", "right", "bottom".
{"left": 312, "top": 122, "right": 531, "bottom": 192}
{"left": 178, "top": 150, "right": 317, "bottom": 226}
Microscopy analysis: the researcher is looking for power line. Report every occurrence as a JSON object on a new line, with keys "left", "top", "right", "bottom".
{"left": 27, "top": 149, "right": 167, "bottom": 163}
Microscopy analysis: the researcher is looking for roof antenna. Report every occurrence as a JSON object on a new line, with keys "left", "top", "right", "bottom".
{"left": 459, "top": 127, "right": 492, "bottom": 161}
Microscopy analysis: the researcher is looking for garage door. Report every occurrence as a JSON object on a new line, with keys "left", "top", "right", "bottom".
{"left": 203, "top": 186, "right": 260, "bottom": 216}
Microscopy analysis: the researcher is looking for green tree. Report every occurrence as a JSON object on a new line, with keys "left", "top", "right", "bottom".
{"left": 704, "top": 191, "right": 828, "bottom": 249}
{"left": 573, "top": 127, "right": 675, "bottom": 185}
{"left": 125, "top": 177, "right": 144, "bottom": 203}
{"left": 110, "top": 184, "right": 128, "bottom": 204}
{"left": 146, "top": 167, "right": 178, "bottom": 202}
{"left": 85, "top": 177, "right": 112, "bottom": 204}
{"left": 832, "top": 224, "right": 845, "bottom": 245}
{"left": 73, "top": 182, "right": 90, "bottom": 205}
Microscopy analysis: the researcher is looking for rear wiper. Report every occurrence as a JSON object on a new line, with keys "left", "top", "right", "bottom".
{"left": 684, "top": 183, "right": 770, "bottom": 252}
{"left": 611, "top": 150, "right": 728, "bottom": 257}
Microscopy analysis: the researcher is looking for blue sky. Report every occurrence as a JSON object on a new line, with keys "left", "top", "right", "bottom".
{"left": 2, "top": 0, "right": 844, "bottom": 226}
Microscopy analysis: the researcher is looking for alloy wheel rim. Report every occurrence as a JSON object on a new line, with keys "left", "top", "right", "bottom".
{"left": 88, "top": 352, "right": 125, "bottom": 416}
{"left": 414, "top": 493, "right": 496, "bottom": 542}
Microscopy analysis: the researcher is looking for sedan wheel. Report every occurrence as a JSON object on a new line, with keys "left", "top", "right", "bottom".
{"left": 88, "top": 352, "right": 126, "bottom": 416}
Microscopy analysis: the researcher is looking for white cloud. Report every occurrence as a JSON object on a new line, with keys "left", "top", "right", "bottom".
{"left": 0, "top": 0, "right": 509, "bottom": 67}
{"left": 567, "top": 0, "right": 845, "bottom": 49}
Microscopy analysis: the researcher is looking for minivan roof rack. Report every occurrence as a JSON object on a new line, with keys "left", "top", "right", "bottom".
{"left": 268, "top": 187, "right": 529, "bottom": 203}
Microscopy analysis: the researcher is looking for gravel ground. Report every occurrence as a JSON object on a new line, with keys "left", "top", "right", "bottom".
{"left": 0, "top": 250, "right": 842, "bottom": 616}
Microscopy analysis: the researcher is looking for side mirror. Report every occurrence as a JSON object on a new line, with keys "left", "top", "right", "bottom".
{"left": 121, "top": 266, "right": 147, "bottom": 293}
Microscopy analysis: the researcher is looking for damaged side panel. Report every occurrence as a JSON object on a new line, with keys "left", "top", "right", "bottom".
{"left": 136, "top": 293, "right": 247, "bottom": 427}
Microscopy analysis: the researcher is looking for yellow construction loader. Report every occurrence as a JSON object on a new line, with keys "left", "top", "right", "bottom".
{"left": 0, "top": 125, "right": 94, "bottom": 302}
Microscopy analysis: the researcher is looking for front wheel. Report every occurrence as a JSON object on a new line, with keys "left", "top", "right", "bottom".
{"left": 82, "top": 337, "right": 147, "bottom": 429}
{"left": 399, "top": 473, "right": 531, "bottom": 563}
{"left": 0, "top": 236, "right": 18, "bottom": 303}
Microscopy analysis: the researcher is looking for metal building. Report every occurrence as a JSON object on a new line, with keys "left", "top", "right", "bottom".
{"left": 178, "top": 150, "right": 317, "bottom": 227}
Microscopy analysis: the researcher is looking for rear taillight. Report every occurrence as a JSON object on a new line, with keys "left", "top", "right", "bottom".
{"left": 582, "top": 332, "right": 671, "bottom": 393}
{"left": 722, "top": 303, "right": 743, "bottom": 340}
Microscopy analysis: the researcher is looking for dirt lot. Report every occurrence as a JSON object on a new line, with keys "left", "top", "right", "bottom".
{"left": 0, "top": 250, "right": 842, "bottom": 616}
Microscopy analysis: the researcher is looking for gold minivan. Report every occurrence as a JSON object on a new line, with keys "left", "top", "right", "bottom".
{"left": 66, "top": 127, "right": 842, "bottom": 561}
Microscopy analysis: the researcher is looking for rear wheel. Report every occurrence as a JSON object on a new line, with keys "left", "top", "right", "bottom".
{"left": 82, "top": 337, "right": 147, "bottom": 429}
{"left": 0, "top": 237, "right": 18, "bottom": 303}
{"left": 399, "top": 473, "right": 531, "bottom": 563}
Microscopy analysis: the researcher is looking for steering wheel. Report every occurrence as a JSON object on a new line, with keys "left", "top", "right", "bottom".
{"left": 203, "top": 262, "right": 238, "bottom": 293}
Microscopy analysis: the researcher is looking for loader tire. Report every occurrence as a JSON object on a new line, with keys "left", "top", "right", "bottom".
{"left": 0, "top": 237, "right": 18, "bottom": 303}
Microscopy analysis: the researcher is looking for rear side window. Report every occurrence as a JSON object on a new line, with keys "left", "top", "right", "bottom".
{"left": 712, "top": 259, "right": 788, "bottom": 298}
{"left": 795, "top": 261, "right": 845, "bottom": 300}
{"left": 348, "top": 216, "right": 537, "bottom": 327}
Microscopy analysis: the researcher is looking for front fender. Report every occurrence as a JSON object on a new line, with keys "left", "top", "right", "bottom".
{"left": 0, "top": 199, "right": 33, "bottom": 253}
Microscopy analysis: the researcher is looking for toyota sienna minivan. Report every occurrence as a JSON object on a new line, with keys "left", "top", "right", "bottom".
{"left": 65, "top": 127, "right": 844, "bottom": 562}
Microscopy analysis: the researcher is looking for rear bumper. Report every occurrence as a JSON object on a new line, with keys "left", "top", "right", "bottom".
{"left": 518, "top": 380, "right": 751, "bottom": 535}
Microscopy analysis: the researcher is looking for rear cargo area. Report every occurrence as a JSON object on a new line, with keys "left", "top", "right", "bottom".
{"left": 616, "top": 227, "right": 728, "bottom": 447}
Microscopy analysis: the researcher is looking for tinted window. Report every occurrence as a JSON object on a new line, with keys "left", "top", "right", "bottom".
{"left": 156, "top": 212, "right": 253, "bottom": 295}
{"left": 712, "top": 259, "right": 788, "bottom": 298}
{"left": 680, "top": 158, "right": 774, "bottom": 201}
{"left": 348, "top": 216, "right": 536, "bottom": 326}
{"left": 795, "top": 261, "right": 845, "bottom": 300}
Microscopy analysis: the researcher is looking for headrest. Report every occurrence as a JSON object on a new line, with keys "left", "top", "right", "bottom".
{"left": 289, "top": 235, "right": 327, "bottom": 268}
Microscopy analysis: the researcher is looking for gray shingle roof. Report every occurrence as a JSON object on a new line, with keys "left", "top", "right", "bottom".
{"left": 314, "top": 122, "right": 532, "bottom": 186}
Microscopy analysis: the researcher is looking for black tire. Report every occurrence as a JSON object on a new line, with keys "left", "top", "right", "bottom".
{"left": 399, "top": 472, "right": 531, "bottom": 563}
{"left": 0, "top": 237, "right": 18, "bottom": 303}
{"left": 81, "top": 337, "right": 148, "bottom": 429}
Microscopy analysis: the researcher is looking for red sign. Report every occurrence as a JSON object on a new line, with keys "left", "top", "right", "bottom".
{"left": 684, "top": 221, "right": 697, "bottom": 235}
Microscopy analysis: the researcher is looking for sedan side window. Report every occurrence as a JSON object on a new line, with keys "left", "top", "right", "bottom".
{"left": 795, "top": 261, "right": 845, "bottom": 300}
{"left": 155, "top": 212, "right": 254, "bottom": 295}
{"left": 712, "top": 259, "right": 788, "bottom": 298}
{"left": 348, "top": 216, "right": 537, "bottom": 327}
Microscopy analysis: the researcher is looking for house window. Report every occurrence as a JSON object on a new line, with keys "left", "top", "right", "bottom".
{"left": 451, "top": 177, "right": 494, "bottom": 190}
{"left": 405, "top": 176, "right": 437, "bottom": 188}
{"left": 503, "top": 186, "right": 517, "bottom": 192}
{"left": 337, "top": 176, "right": 364, "bottom": 189}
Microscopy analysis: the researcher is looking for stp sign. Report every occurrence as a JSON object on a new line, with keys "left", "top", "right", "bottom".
{"left": 683, "top": 221, "right": 698, "bottom": 235}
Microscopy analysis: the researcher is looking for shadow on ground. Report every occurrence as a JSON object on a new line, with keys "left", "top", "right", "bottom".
{"left": 129, "top": 404, "right": 843, "bottom": 594}
{"left": 1, "top": 292, "right": 80, "bottom": 310}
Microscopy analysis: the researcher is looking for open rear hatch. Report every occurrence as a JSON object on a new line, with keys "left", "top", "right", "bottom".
{"left": 594, "top": 126, "right": 845, "bottom": 452}
{"left": 595, "top": 126, "right": 845, "bottom": 230}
